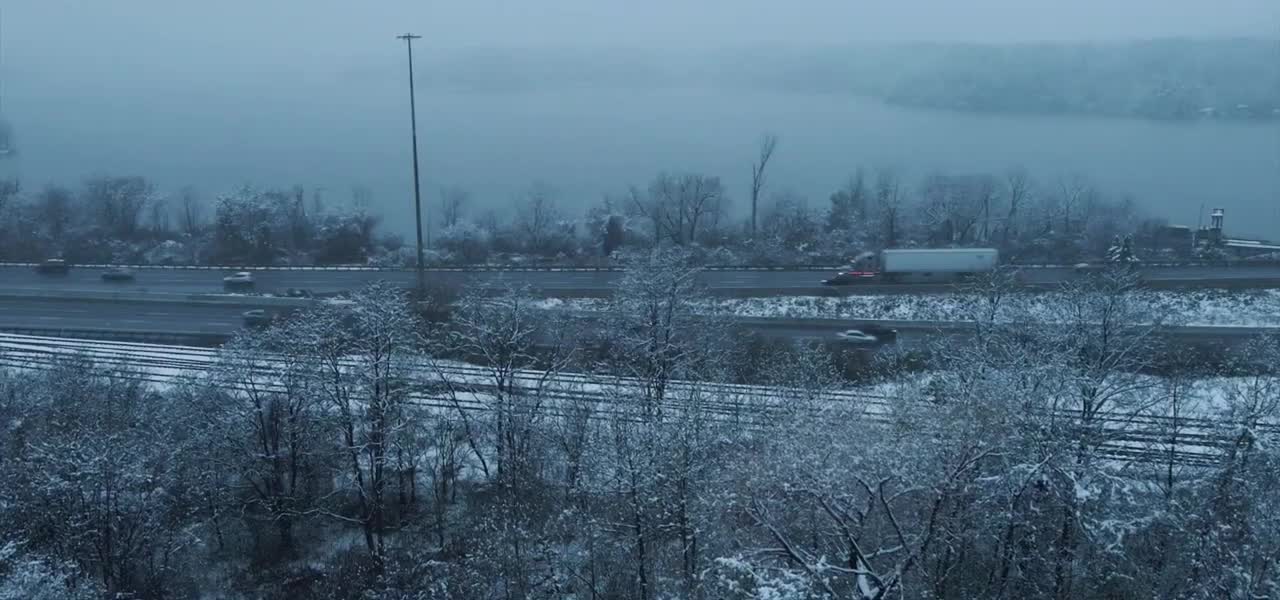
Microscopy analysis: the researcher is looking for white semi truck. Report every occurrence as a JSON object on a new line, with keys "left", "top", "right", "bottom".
{"left": 822, "top": 248, "right": 999, "bottom": 284}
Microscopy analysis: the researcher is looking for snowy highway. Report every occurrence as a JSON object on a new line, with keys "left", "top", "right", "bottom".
{"left": 3, "top": 262, "right": 1280, "bottom": 297}
{"left": 3, "top": 296, "right": 1279, "bottom": 354}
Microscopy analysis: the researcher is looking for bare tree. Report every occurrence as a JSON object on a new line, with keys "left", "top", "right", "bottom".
{"left": 351, "top": 185, "right": 373, "bottom": 208}
{"left": 750, "top": 133, "right": 779, "bottom": 238}
{"left": 438, "top": 186, "right": 468, "bottom": 229}
{"left": 516, "top": 183, "right": 562, "bottom": 253}
{"left": 976, "top": 175, "right": 999, "bottom": 242}
{"left": 1055, "top": 174, "right": 1093, "bottom": 235}
{"left": 36, "top": 185, "right": 74, "bottom": 241}
{"left": 83, "top": 175, "right": 153, "bottom": 239}
{"left": 1002, "top": 167, "right": 1031, "bottom": 248}
{"left": 0, "top": 360, "right": 194, "bottom": 596}
{"left": 203, "top": 322, "right": 330, "bottom": 557}
{"left": 597, "top": 248, "right": 734, "bottom": 599}
{"left": 762, "top": 190, "right": 820, "bottom": 247}
{"left": 178, "top": 186, "right": 204, "bottom": 234}
{"left": 605, "top": 248, "right": 720, "bottom": 413}
{"left": 874, "top": 168, "right": 905, "bottom": 247}
{"left": 827, "top": 169, "right": 869, "bottom": 232}
{"left": 436, "top": 286, "right": 575, "bottom": 483}
{"left": 918, "top": 174, "right": 998, "bottom": 245}
{"left": 306, "top": 283, "right": 419, "bottom": 560}
{"left": 0, "top": 178, "right": 20, "bottom": 218}
{"left": 631, "top": 173, "right": 727, "bottom": 245}
{"left": 147, "top": 196, "right": 170, "bottom": 235}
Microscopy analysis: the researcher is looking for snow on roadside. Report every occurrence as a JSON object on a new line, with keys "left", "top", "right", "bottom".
{"left": 544, "top": 289, "right": 1280, "bottom": 328}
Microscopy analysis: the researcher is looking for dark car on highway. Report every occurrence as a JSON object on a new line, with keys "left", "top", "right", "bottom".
{"left": 857, "top": 324, "right": 898, "bottom": 343}
{"left": 34, "top": 258, "right": 70, "bottom": 275}
{"left": 821, "top": 270, "right": 876, "bottom": 285}
{"left": 101, "top": 267, "right": 136, "bottom": 282}
{"left": 282, "top": 288, "right": 314, "bottom": 299}
{"left": 242, "top": 309, "right": 274, "bottom": 329}
{"left": 243, "top": 308, "right": 303, "bottom": 329}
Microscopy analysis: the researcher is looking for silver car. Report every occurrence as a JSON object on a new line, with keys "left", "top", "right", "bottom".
{"left": 223, "top": 271, "right": 255, "bottom": 290}
{"left": 836, "top": 329, "right": 880, "bottom": 344}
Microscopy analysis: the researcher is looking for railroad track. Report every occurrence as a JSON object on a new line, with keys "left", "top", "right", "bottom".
{"left": 2, "top": 333, "right": 1271, "bottom": 467}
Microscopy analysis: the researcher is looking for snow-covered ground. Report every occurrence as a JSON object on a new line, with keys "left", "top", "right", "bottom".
{"left": 0, "top": 333, "right": 896, "bottom": 418}
{"left": 2, "top": 334, "right": 1271, "bottom": 464}
{"left": 541, "top": 289, "right": 1280, "bottom": 328}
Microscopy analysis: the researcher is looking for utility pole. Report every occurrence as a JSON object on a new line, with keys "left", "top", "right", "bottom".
{"left": 0, "top": 5, "right": 13, "bottom": 158}
{"left": 1193, "top": 203, "right": 1204, "bottom": 255}
{"left": 397, "top": 33, "right": 425, "bottom": 295}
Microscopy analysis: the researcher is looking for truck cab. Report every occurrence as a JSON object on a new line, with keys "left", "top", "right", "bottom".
{"left": 821, "top": 252, "right": 881, "bottom": 285}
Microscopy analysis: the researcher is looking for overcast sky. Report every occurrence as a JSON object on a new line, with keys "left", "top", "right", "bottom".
{"left": 8, "top": 1, "right": 1279, "bottom": 71}
{"left": 2, "top": 1, "right": 1277, "bottom": 238}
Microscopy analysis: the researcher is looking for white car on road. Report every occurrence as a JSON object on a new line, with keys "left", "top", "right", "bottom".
{"left": 836, "top": 325, "right": 899, "bottom": 345}
{"left": 836, "top": 329, "right": 880, "bottom": 344}
{"left": 223, "top": 271, "right": 255, "bottom": 290}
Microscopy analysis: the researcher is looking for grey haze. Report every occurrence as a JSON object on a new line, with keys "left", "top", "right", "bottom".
{"left": 1, "top": 1, "right": 1278, "bottom": 237}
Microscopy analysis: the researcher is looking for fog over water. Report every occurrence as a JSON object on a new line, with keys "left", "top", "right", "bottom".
{"left": 2, "top": 1, "right": 1278, "bottom": 238}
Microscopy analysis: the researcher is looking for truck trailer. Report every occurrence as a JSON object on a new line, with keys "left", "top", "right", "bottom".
{"left": 822, "top": 248, "right": 999, "bottom": 285}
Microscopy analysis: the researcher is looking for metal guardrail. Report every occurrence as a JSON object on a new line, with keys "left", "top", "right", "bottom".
{"left": 0, "top": 288, "right": 320, "bottom": 307}
{"left": 0, "top": 326, "right": 232, "bottom": 347}
{"left": 553, "top": 310, "right": 1280, "bottom": 337}
{"left": 3, "top": 259, "right": 1279, "bottom": 273}
{"left": 1007, "top": 260, "right": 1280, "bottom": 269}
{"left": 0, "top": 262, "right": 840, "bottom": 273}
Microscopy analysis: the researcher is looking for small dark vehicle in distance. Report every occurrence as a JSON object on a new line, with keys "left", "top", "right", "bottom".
{"left": 34, "top": 259, "right": 70, "bottom": 275}
{"left": 242, "top": 309, "right": 274, "bottom": 329}
{"left": 101, "top": 267, "right": 136, "bottom": 282}
{"left": 856, "top": 324, "right": 898, "bottom": 343}
{"left": 243, "top": 308, "right": 302, "bottom": 329}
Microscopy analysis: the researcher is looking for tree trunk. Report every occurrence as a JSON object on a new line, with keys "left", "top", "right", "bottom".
{"left": 631, "top": 474, "right": 650, "bottom": 600}
{"left": 278, "top": 515, "right": 295, "bottom": 557}
{"left": 1052, "top": 502, "right": 1077, "bottom": 600}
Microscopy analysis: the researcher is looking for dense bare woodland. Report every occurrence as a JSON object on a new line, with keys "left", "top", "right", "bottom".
{"left": 0, "top": 164, "right": 1168, "bottom": 268}
{"left": 1, "top": 253, "right": 1277, "bottom": 599}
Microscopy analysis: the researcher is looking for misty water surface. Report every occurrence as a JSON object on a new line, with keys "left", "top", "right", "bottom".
{"left": 2, "top": 80, "right": 1278, "bottom": 239}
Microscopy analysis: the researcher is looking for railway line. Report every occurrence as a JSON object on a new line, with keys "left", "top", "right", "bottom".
{"left": 2, "top": 333, "right": 1273, "bottom": 468}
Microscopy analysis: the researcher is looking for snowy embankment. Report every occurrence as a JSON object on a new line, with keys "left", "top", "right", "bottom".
{"left": 541, "top": 289, "right": 1280, "bottom": 328}
{"left": 2, "top": 333, "right": 1266, "bottom": 466}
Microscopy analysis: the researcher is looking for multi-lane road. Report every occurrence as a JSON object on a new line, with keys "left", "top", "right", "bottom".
{"left": 1, "top": 266, "right": 623, "bottom": 295}
{"left": 2, "top": 262, "right": 1280, "bottom": 353}
{"left": 6, "top": 265, "right": 842, "bottom": 295}
{"left": 0, "top": 297, "right": 248, "bottom": 335}
{"left": 1, "top": 296, "right": 1274, "bottom": 353}
{"left": 4, "top": 263, "right": 1280, "bottom": 297}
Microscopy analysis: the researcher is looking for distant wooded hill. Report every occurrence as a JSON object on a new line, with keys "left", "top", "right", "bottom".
{"left": 423, "top": 38, "right": 1280, "bottom": 121}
